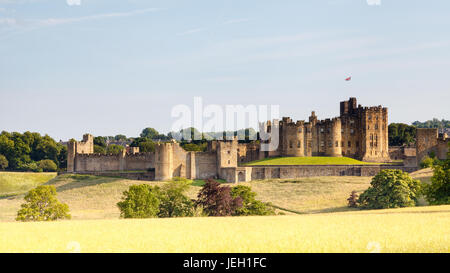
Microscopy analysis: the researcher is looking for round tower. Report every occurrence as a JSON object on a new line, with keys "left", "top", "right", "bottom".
{"left": 155, "top": 142, "right": 173, "bottom": 180}
{"left": 327, "top": 118, "right": 342, "bottom": 157}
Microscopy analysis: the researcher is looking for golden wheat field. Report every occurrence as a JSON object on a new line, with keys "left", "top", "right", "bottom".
{"left": 0, "top": 205, "right": 449, "bottom": 253}
{"left": 0, "top": 168, "right": 448, "bottom": 253}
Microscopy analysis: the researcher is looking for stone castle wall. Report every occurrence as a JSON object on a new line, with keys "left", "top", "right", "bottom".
{"left": 416, "top": 128, "right": 449, "bottom": 164}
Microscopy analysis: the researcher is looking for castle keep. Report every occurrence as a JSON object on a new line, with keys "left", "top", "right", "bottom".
{"left": 264, "top": 97, "right": 390, "bottom": 162}
{"left": 67, "top": 98, "right": 424, "bottom": 182}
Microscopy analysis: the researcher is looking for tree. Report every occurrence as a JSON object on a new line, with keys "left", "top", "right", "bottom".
{"left": 94, "top": 144, "right": 106, "bottom": 154}
{"left": 114, "top": 134, "right": 127, "bottom": 141}
{"left": 94, "top": 136, "right": 107, "bottom": 148}
{"left": 106, "top": 144, "right": 124, "bottom": 155}
{"left": 0, "top": 154, "right": 8, "bottom": 170}
{"left": 357, "top": 169, "right": 422, "bottom": 209}
{"left": 16, "top": 185, "right": 71, "bottom": 221}
{"left": 196, "top": 179, "right": 242, "bottom": 216}
{"left": 231, "top": 185, "right": 274, "bottom": 216}
{"left": 38, "top": 159, "right": 58, "bottom": 172}
{"left": 412, "top": 118, "right": 450, "bottom": 129}
{"left": 388, "top": 123, "right": 416, "bottom": 146}
{"left": 347, "top": 191, "right": 359, "bottom": 208}
{"left": 130, "top": 137, "right": 155, "bottom": 152}
{"left": 117, "top": 184, "right": 161, "bottom": 218}
{"left": 158, "top": 178, "right": 195, "bottom": 218}
{"left": 424, "top": 144, "right": 450, "bottom": 205}
{"left": 140, "top": 128, "right": 160, "bottom": 139}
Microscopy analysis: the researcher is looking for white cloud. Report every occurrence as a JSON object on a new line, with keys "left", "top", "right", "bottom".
{"left": 66, "top": 0, "right": 81, "bottom": 6}
{"left": 0, "top": 8, "right": 161, "bottom": 30}
{"left": 177, "top": 27, "right": 207, "bottom": 36}
{"left": 222, "top": 18, "right": 251, "bottom": 25}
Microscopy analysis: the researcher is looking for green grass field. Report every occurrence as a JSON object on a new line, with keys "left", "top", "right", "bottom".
{"left": 0, "top": 205, "right": 448, "bottom": 253}
{"left": 0, "top": 172, "right": 57, "bottom": 197}
{"left": 245, "top": 156, "right": 383, "bottom": 166}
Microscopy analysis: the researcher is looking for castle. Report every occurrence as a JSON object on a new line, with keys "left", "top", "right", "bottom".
{"left": 67, "top": 98, "right": 445, "bottom": 182}
{"left": 262, "top": 97, "right": 390, "bottom": 162}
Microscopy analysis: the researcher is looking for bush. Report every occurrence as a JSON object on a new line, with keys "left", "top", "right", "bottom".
{"left": 420, "top": 156, "right": 435, "bottom": 169}
{"left": 424, "top": 149, "right": 449, "bottom": 205}
{"left": 18, "top": 161, "right": 42, "bottom": 172}
{"left": 357, "top": 169, "right": 422, "bottom": 209}
{"left": 38, "top": 159, "right": 58, "bottom": 172}
{"left": 16, "top": 185, "right": 71, "bottom": 221}
{"left": 117, "top": 184, "right": 161, "bottom": 218}
{"left": 196, "top": 179, "right": 242, "bottom": 216}
{"left": 347, "top": 191, "right": 359, "bottom": 208}
{"left": 231, "top": 185, "right": 275, "bottom": 216}
{"left": 0, "top": 154, "right": 8, "bottom": 170}
{"left": 158, "top": 178, "right": 195, "bottom": 218}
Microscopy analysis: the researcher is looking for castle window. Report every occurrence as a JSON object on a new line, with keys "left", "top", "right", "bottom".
{"left": 368, "top": 115, "right": 372, "bottom": 120}
{"left": 356, "top": 141, "right": 359, "bottom": 147}
{"left": 335, "top": 141, "right": 339, "bottom": 147}
{"left": 376, "top": 116, "right": 379, "bottom": 120}
{"left": 341, "top": 141, "right": 344, "bottom": 147}
{"left": 348, "top": 141, "right": 351, "bottom": 147}
{"left": 341, "top": 129, "right": 344, "bottom": 134}
{"left": 298, "top": 128, "right": 302, "bottom": 133}
{"left": 228, "top": 160, "right": 231, "bottom": 164}
{"left": 375, "top": 124, "right": 379, "bottom": 129}
{"left": 327, "top": 128, "right": 330, "bottom": 133}
{"left": 228, "top": 151, "right": 231, "bottom": 154}
{"left": 328, "top": 141, "right": 332, "bottom": 148}
{"left": 320, "top": 141, "right": 324, "bottom": 147}
{"left": 297, "top": 141, "right": 301, "bottom": 148}
{"left": 320, "top": 128, "right": 324, "bottom": 133}
{"left": 368, "top": 125, "right": 370, "bottom": 130}
{"left": 289, "top": 141, "right": 293, "bottom": 148}
{"left": 350, "top": 129, "right": 354, "bottom": 134}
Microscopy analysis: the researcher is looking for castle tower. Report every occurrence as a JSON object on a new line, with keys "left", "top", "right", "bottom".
{"left": 67, "top": 134, "right": 94, "bottom": 173}
{"left": 326, "top": 118, "right": 342, "bottom": 157}
{"left": 360, "top": 106, "right": 389, "bottom": 162}
{"left": 155, "top": 142, "right": 174, "bottom": 180}
{"left": 280, "top": 118, "right": 305, "bottom": 157}
{"left": 217, "top": 137, "right": 238, "bottom": 170}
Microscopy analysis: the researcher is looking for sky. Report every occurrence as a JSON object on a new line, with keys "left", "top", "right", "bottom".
{"left": 0, "top": 0, "right": 449, "bottom": 141}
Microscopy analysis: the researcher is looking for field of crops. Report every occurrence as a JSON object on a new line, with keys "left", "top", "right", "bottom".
{"left": 0, "top": 205, "right": 448, "bottom": 253}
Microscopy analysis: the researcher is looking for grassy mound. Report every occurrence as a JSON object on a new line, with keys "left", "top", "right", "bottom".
{"left": 0, "top": 205, "right": 448, "bottom": 253}
{"left": 0, "top": 172, "right": 57, "bottom": 197}
{"left": 245, "top": 156, "right": 381, "bottom": 165}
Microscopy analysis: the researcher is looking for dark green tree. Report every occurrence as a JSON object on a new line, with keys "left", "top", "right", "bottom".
{"left": 94, "top": 136, "right": 107, "bottom": 148}
{"left": 140, "top": 128, "right": 160, "bottom": 139}
{"left": 388, "top": 123, "right": 416, "bottom": 146}
{"left": 0, "top": 154, "right": 8, "bottom": 170}
{"left": 106, "top": 144, "right": 124, "bottom": 155}
{"left": 358, "top": 169, "right": 422, "bottom": 209}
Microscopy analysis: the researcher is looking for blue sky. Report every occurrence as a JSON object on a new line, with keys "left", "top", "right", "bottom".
{"left": 0, "top": 0, "right": 449, "bottom": 141}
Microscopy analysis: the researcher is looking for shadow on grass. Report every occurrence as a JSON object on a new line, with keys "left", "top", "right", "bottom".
{"left": 44, "top": 174, "right": 122, "bottom": 192}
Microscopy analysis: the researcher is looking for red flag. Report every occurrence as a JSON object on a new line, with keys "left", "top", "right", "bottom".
{"left": 345, "top": 76, "right": 351, "bottom": 81}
